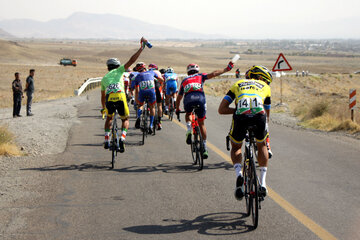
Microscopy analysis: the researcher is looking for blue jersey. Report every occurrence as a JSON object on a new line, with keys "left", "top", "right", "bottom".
{"left": 130, "top": 72, "right": 139, "bottom": 90}
{"left": 164, "top": 72, "right": 178, "bottom": 82}
{"left": 134, "top": 70, "right": 159, "bottom": 91}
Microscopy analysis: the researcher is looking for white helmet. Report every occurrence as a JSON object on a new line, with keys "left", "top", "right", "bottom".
{"left": 166, "top": 67, "right": 174, "bottom": 73}
{"left": 106, "top": 58, "right": 120, "bottom": 66}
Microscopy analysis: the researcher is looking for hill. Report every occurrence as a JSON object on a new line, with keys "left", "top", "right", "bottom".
{"left": 0, "top": 28, "right": 14, "bottom": 39}
{"left": 0, "top": 12, "right": 220, "bottom": 39}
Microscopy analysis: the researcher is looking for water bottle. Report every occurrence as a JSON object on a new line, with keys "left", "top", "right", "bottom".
{"left": 145, "top": 41, "right": 152, "bottom": 48}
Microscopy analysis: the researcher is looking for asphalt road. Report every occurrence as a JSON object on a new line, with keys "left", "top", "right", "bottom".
{"left": 11, "top": 90, "right": 360, "bottom": 239}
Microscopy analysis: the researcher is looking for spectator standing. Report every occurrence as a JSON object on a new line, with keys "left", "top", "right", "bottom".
{"left": 12, "top": 72, "right": 23, "bottom": 118}
{"left": 24, "top": 69, "right": 35, "bottom": 116}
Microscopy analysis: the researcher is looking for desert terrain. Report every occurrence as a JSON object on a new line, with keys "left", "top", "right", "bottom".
{"left": 0, "top": 38, "right": 359, "bottom": 131}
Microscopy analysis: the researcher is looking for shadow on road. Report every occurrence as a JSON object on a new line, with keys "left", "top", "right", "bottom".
{"left": 123, "top": 212, "right": 253, "bottom": 236}
{"left": 21, "top": 161, "right": 233, "bottom": 173}
{"left": 114, "top": 161, "right": 233, "bottom": 174}
{"left": 21, "top": 161, "right": 112, "bottom": 172}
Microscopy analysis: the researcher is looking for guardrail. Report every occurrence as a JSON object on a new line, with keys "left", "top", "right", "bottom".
{"left": 74, "top": 77, "right": 102, "bottom": 96}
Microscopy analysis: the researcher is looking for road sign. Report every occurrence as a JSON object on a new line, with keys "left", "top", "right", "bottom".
{"left": 272, "top": 53, "right": 292, "bottom": 72}
{"left": 349, "top": 89, "right": 356, "bottom": 110}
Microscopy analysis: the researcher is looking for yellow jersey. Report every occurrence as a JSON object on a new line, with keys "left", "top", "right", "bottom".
{"left": 224, "top": 79, "right": 271, "bottom": 115}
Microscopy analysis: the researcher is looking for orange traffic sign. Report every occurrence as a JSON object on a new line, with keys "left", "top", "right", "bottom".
{"left": 272, "top": 53, "right": 292, "bottom": 72}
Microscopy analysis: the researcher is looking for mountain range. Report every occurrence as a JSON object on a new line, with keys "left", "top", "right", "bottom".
{"left": 0, "top": 12, "right": 220, "bottom": 39}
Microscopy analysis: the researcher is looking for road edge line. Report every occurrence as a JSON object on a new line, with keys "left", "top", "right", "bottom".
{"left": 172, "top": 118, "right": 337, "bottom": 240}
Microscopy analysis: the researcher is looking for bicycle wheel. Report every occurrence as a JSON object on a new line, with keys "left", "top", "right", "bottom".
{"left": 244, "top": 158, "right": 251, "bottom": 217}
{"left": 111, "top": 114, "right": 117, "bottom": 169}
{"left": 191, "top": 132, "right": 198, "bottom": 165}
{"left": 249, "top": 155, "right": 259, "bottom": 229}
{"left": 169, "top": 98, "right": 174, "bottom": 121}
{"left": 141, "top": 104, "right": 147, "bottom": 145}
{"left": 197, "top": 126, "right": 204, "bottom": 171}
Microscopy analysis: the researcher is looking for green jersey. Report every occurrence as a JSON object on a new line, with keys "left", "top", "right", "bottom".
{"left": 101, "top": 65, "right": 126, "bottom": 95}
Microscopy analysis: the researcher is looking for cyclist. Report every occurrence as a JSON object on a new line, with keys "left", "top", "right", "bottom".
{"left": 134, "top": 62, "right": 164, "bottom": 134}
{"left": 129, "top": 68, "right": 139, "bottom": 110}
{"left": 245, "top": 69, "right": 273, "bottom": 159}
{"left": 149, "top": 63, "right": 164, "bottom": 130}
{"left": 218, "top": 65, "right": 272, "bottom": 200}
{"left": 101, "top": 37, "right": 148, "bottom": 152}
{"left": 123, "top": 68, "right": 131, "bottom": 100}
{"left": 164, "top": 67, "right": 178, "bottom": 115}
{"left": 175, "top": 61, "right": 234, "bottom": 159}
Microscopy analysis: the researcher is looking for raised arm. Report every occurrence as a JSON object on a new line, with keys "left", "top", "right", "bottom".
{"left": 207, "top": 61, "right": 234, "bottom": 80}
{"left": 124, "top": 37, "right": 148, "bottom": 70}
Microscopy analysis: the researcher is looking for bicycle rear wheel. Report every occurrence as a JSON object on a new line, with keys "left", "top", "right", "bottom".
{"left": 244, "top": 158, "right": 251, "bottom": 217}
{"left": 191, "top": 133, "right": 198, "bottom": 165}
{"left": 169, "top": 98, "right": 174, "bottom": 121}
{"left": 249, "top": 157, "right": 259, "bottom": 229}
{"left": 111, "top": 115, "right": 117, "bottom": 169}
{"left": 141, "top": 104, "right": 147, "bottom": 145}
{"left": 195, "top": 126, "right": 204, "bottom": 171}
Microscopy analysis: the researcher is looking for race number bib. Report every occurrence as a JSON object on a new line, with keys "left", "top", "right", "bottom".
{"left": 236, "top": 96, "right": 265, "bottom": 115}
{"left": 184, "top": 83, "right": 202, "bottom": 93}
{"left": 140, "top": 80, "right": 155, "bottom": 90}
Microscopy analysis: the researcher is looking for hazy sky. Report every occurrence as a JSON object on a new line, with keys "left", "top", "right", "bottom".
{"left": 0, "top": 0, "right": 359, "bottom": 38}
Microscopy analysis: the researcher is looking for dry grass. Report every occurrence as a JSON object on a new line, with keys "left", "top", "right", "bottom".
{"left": 0, "top": 125, "right": 21, "bottom": 156}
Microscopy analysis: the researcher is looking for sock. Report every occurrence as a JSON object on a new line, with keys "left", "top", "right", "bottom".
{"left": 234, "top": 163, "right": 242, "bottom": 177}
{"left": 137, "top": 109, "right": 142, "bottom": 118}
{"left": 121, "top": 128, "right": 127, "bottom": 141}
{"left": 203, "top": 140, "right": 207, "bottom": 149}
{"left": 259, "top": 167, "right": 267, "bottom": 187}
{"left": 150, "top": 115, "right": 154, "bottom": 127}
{"left": 105, "top": 129, "right": 110, "bottom": 142}
{"left": 158, "top": 116, "right": 162, "bottom": 123}
{"left": 186, "top": 122, "right": 192, "bottom": 132}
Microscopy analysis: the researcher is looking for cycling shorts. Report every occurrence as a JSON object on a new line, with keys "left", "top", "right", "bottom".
{"left": 138, "top": 89, "right": 156, "bottom": 105}
{"left": 229, "top": 114, "right": 268, "bottom": 144}
{"left": 183, "top": 91, "right": 206, "bottom": 121}
{"left": 166, "top": 80, "right": 177, "bottom": 95}
{"left": 155, "top": 82, "right": 162, "bottom": 104}
{"left": 105, "top": 92, "right": 129, "bottom": 120}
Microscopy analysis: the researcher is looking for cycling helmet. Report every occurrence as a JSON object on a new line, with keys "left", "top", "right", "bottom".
{"left": 187, "top": 63, "right": 200, "bottom": 75}
{"left": 106, "top": 58, "right": 120, "bottom": 66}
{"left": 148, "top": 63, "right": 158, "bottom": 70}
{"left": 166, "top": 67, "right": 174, "bottom": 73}
{"left": 135, "top": 62, "right": 146, "bottom": 72}
{"left": 247, "top": 65, "right": 273, "bottom": 84}
{"left": 159, "top": 68, "right": 166, "bottom": 74}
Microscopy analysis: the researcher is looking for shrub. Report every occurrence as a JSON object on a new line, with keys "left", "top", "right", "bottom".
{"left": 0, "top": 125, "right": 21, "bottom": 156}
{"left": 306, "top": 101, "right": 329, "bottom": 119}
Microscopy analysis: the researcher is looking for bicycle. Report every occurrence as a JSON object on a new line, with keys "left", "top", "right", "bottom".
{"left": 140, "top": 97, "right": 156, "bottom": 145}
{"left": 168, "top": 96, "right": 176, "bottom": 121}
{"left": 226, "top": 125, "right": 264, "bottom": 229}
{"left": 177, "top": 105, "right": 204, "bottom": 171}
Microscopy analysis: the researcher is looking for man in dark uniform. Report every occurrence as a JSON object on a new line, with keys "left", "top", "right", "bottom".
{"left": 12, "top": 72, "right": 23, "bottom": 118}
{"left": 24, "top": 69, "right": 35, "bottom": 116}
